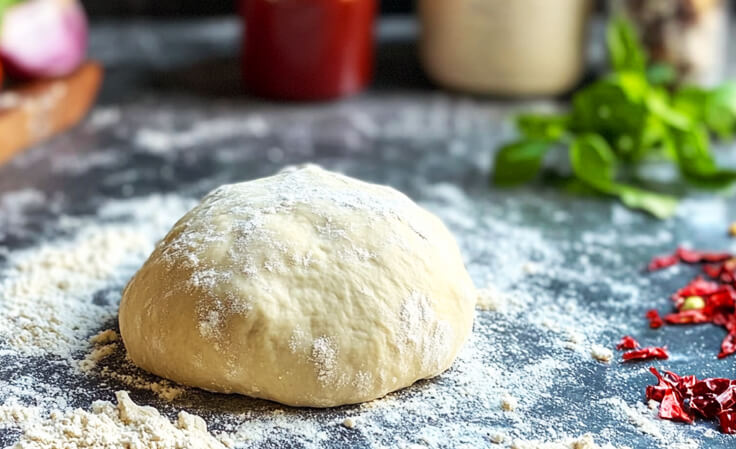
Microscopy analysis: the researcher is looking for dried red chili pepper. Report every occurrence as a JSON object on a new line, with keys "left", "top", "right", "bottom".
{"left": 674, "top": 277, "right": 721, "bottom": 299}
{"left": 646, "top": 368, "right": 736, "bottom": 433}
{"left": 665, "top": 309, "right": 710, "bottom": 325}
{"left": 646, "top": 309, "right": 664, "bottom": 329}
{"left": 646, "top": 249, "right": 736, "bottom": 358}
{"left": 622, "top": 346, "right": 669, "bottom": 361}
{"left": 676, "top": 247, "right": 732, "bottom": 264}
{"left": 719, "top": 412, "right": 736, "bottom": 434}
{"left": 643, "top": 244, "right": 736, "bottom": 433}
{"left": 616, "top": 335, "right": 639, "bottom": 350}
{"left": 648, "top": 253, "right": 679, "bottom": 271}
{"left": 718, "top": 332, "right": 736, "bottom": 359}
{"left": 703, "top": 263, "right": 723, "bottom": 279}
{"left": 660, "top": 389, "right": 693, "bottom": 423}
{"left": 648, "top": 247, "right": 733, "bottom": 271}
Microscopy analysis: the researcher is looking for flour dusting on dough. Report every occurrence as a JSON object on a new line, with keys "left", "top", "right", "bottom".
{"left": 399, "top": 291, "right": 453, "bottom": 373}
{"left": 310, "top": 336, "right": 338, "bottom": 387}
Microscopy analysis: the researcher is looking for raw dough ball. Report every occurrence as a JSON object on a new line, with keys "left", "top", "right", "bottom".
{"left": 119, "top": 165, "right": 476, "bottom": 407}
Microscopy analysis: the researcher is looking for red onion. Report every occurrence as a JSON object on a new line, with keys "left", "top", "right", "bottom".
{"left": 0, "top": 0, "right": 88, "bottom": 79}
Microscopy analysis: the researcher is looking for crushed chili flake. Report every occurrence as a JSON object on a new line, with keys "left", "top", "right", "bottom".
{"left": 676, "top": 247, "right": 732, "bottom": 264}
{"left": 648, "top": 247, "right": 733, "bottom": 271}
{"left": 720, "top": 412, "right": 736, "bottom": 434}
{"left": 616, "top": 335, "right": 640, "bottom": 350}
{"left": 646, "top": 367, "right": 736, "bottom": 433}
{"left": 648, "top": 253, "right": 679, "bottom": 271}
{"left": 622, "top": 346, "right": 669, "bottom": 361}
{"left": 646, "top": 247, "right": 736, "bottom": 359}
{"left": 646, "top": 309, "right": 664, "bottom": 329}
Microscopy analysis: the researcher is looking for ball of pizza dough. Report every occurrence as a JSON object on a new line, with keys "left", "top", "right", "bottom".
{"left": 119, "top": 165, "right": 476, "bottom": 407}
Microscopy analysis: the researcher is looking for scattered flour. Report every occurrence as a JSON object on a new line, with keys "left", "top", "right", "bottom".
{"left": 0, "top": 189, "right": 48, "bottom": 236}
{"left": 98, "top": 366, "right": 185, "bottom": 402}
{"left": 78, "top": 329, "right": 121, "bottom": 373}
{"left": 342, "top": 417, "right": 357, "bottom": 429}
{"left": 476, "top": 285, "right": 509, "bottom": 312}
{"left": 89, "top": 329, "right": 120, "bottom": 346}
{"left": 501, "top": 392, "right": 519, "bottom": 412}
{"left": 0, "top": 194, "right": 195, "bottom": 358}
{"left": 0, "top": 400, "right": 40, "bottom": 429}
{"left": 511, "top": 434, "right": 628, "bottom": 449}
{"left": 134, "top": 117, "right": 269, "bottom": 155}
{"left": 600, "top": 397, "right": 700, "bottom": 448}
{"left": 591, "top": 345, "right": 614, "bottom": 364}
{"left": 490, "top": 432, "right": 506, "bottom": 444}
{"left": 1, "top": 391, "right": 227, "bottom": 449}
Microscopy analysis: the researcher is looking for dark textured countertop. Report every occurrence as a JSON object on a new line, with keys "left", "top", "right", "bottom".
{"left": 1, "top": 17, "right": 736, "bottom": 449}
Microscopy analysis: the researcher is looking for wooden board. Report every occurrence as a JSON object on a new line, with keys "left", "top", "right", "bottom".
{"left": 0, "top": 62, "right": 103, "bottom": 165}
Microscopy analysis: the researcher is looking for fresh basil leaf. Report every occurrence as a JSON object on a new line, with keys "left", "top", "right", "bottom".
{"left": 672, "top": 126, "right": 716, "bottom": 174}
{"left": 614, "top": 71, "right": 650, "bottom": 102}
{"left": 709, "top": 82, "right": 736, "bottom": 114}
{"left": 685, "top": 169, "right": 736, "bottom": 189}
{"left": 493, "top": 140, "right": 550, "bottom": 186}
{"left": 607, "top": 17, "right": 646, "bottom": 73}
{"left": 571, "top": 81, "right": 650, "bottom": 160}
{"left": 672, "top": 86, "right": 708, "bottom": 122}
{"left": 569, "top": 134, "right": 617, "bottom": 191}
{"left": 571, "top": 81, "right": 647, "bottom": 136}
{"left": 645, "top": 88, "right": 691, "bottom": 131}
{"left": 516, "top": 114, "right": 569, "bottom": 141}
{"left": 615, "top": 185, "right": 678, "bottom": 219}
{"left": 569, "top": 135, "right": 678, "bottom": 218}
{"left": 640, "top": 115, "right": 672, "bottom": 158}
{"left": 705, "top": 82, "right": 736, "bottom": 139}
{"left": 674, "top": 83, "right": 736, "bottom": 139}
{"left": 670, "top": 126, "right": 736, "bottom": 188}
{"left": 646, "top": 63, "right": 677, "bottom": 86}
{"left": 705, "top": 104, "right": 736, "bottom": 139}
{"left": 705, "top": 106, "right": 736, "bottom": 139}
{"left": 494, "top": 16, "right": 736, "bottom": 218}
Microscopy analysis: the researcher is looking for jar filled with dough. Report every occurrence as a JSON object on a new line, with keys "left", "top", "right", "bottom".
{"left": 610, "top": 0, "right": 729, "bottom": 86}
{"left": 418, "top": 0, "right": 593, "bottom": 96}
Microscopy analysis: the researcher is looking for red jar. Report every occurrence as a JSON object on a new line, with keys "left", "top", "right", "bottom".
{"left": 240, "top": 0, "right": 376, "bottom": 101}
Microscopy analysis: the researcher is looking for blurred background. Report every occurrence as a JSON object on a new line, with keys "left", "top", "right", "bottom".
{"left": 80, "top": 0, "right": 415, "bottom": 15}
{"left": 72, "top": 0, "right": 736, "bottom": 16}
{"left": 2, "top": 0, "right": 736, "bottom": 218}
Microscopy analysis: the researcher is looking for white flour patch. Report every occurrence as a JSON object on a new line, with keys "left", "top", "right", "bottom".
{"left": 0, "top": 194, "right": 195, "bottom": 359}
{"left": 1, "top": 391, "right": 227, "bottom": 448}
{"left": 134, "top": 116, "right": 270, "bottom": 155}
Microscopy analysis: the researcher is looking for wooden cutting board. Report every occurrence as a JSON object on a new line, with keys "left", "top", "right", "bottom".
{"left": 0, "top": 61, "right": 103, "bottom": 165}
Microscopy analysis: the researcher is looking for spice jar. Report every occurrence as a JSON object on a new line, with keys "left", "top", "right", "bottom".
{"left": 418, "top": 0, "right": 592, "bottom": 96}
{"left": 610, "top": 0, "right": 729, "bottom": 86}
{"left": 239, "top": 0, "right": 376, "bottom": 101}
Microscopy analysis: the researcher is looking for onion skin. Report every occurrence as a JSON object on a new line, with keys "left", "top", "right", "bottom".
{"left": 0, "top": 0, "right": 88, "bottom": 80}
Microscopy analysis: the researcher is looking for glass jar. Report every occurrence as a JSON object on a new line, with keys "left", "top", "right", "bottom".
{"left": 610, "top": 0, "right": 729, "bottom": 86}
{"left": 240, "top": 0, "right": 376, "bottom": 101}
{"left": 418, "top": 0, "right": 593, "bottom": 96}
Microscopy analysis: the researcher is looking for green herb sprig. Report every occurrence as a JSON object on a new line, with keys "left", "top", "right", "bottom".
{"left": 492, "top": 18, "right": 736, "bottom": 219}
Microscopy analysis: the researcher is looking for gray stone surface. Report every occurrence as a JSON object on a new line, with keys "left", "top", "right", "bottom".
{"left": 1, "top": 17, "right": 735, "bottom": 448}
